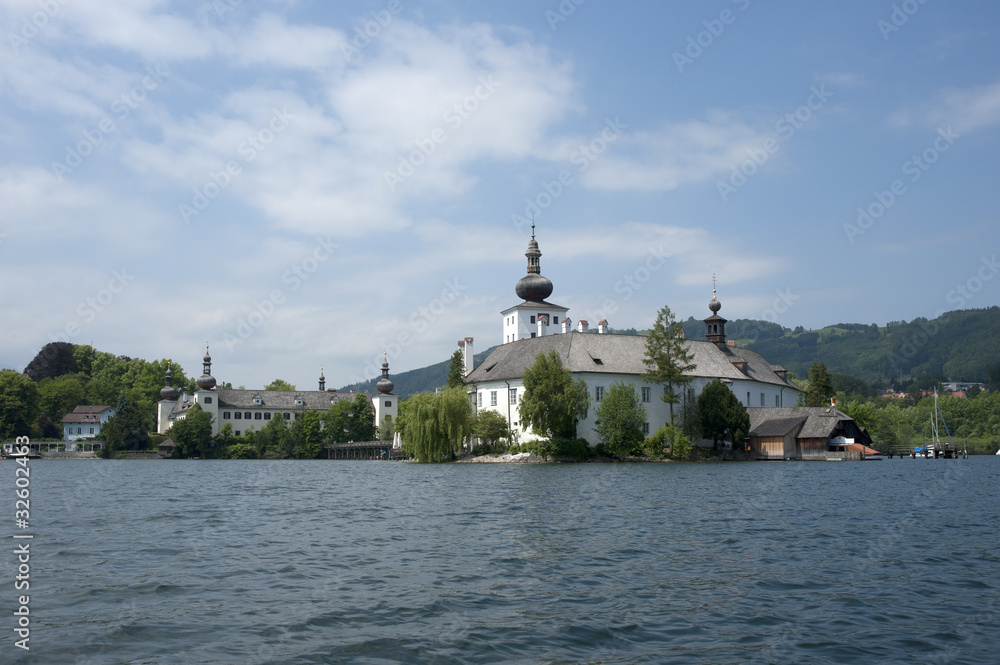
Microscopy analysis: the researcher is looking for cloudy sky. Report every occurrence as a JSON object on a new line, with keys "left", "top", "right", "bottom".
{"left": 2, "top": 0, "right": 999, "bottom": 389}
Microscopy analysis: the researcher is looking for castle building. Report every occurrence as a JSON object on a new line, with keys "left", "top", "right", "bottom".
{"left": 464, "top": 228, "right": 802, "bottom": 446}
{"left": 156, "top": 345, "right": 396, "bottom": 438}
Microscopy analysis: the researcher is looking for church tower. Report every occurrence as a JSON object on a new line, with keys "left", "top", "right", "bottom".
{"left": 501, "top": 224, "right": 568, "bottom": 343}
{"left": 193, "top": 343, "right": 219, "bottom": 425}
{"left": 373, "top": 354, "right": 398, "bottom": 440}
{"left": 704, "top": 277, "right": 727, "bottom": 348}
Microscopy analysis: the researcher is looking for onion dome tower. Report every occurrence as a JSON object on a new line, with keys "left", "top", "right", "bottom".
{"left": 318, "top": 366, "right": 326, "bottom": 392}
{"left": 376, "top": 353, "right": 394, "bottom": 394}
{"left": 196, "top": 343, "right": 217, "bottom": 390}
{"left": 704, "top": 276, "right": 727, "bottom": 348}
{"left": 159, "top": 368, "right": 179, "bottom": 401}
{"left": 514, "top": 223, "right": 554, "bottom": 302}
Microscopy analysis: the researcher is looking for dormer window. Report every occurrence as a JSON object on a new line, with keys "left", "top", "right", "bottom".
{"left": 294, "top": 395, "right": 304, "bottom": 406}
{"left": 253, "top": 395, "right": 262, "bottom": 406}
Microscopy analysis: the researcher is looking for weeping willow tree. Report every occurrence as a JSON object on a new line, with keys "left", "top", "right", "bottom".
{"left": 402, "top": 388, "right": 474, "bottom": 462}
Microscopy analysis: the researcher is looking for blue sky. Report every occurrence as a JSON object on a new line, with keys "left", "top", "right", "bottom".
{"left": 2, "top": 0, "right": 999, "bottom": 389}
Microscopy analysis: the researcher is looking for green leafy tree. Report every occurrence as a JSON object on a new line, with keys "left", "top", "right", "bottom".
{"left": 403, "top": 388, "right": 474, "bottom": 462}
{"left": 0, "top": 369, "right": 40, "bottom": 440}
{"left": 474, "top": 409, "right": 509, "bottom": 450}
{"left": 100, "top": 391, "right": 151, "bottom": 456}
{"left": 322, "top": 394, "right": 376, "bottom": 443}
{"left": 697, "top": 380, "right": 750, "bottom": 450}
{"left": 446, "top": 350, "right": 465, "bottom": 388}
{"left": 519, "top": 350, "right": 590, "bottom": 440}
{"left": 37, "top": 372, "right": 88, "bottom": 424}
{"left": 805, "top": 362, "right": 835, "bottom": 407}
{"left": 378, "top": 414, "right": 395, "bottom": 443}
{"left": 291, "top": 409, "right": 323, "bottom": 458}
{"left": 349, "top": 393, "right": 376, "bottom": 441}
{"left": 261, "top": 415, "right": 293, "bottom": 458}
{"left": 643, "top": 304, "right": 696, "bottom": 425}
{"left": 264, "top": 379, "right": 296, "bottom": 391}
{"left": 23, "top": 341, "right": 78, "bottom": 381}
{"left": 644, "top": 423, "right": 693, "bottom": 459}
{"left": 169, "top": 402, "right": 214, "bottom": 458}
{"left": 594, "top": 382, "right": 646, "bottom": 458}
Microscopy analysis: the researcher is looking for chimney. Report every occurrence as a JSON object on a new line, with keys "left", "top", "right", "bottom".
{"left": 597, "top": 319, "right": 608, "bottom": 334}
{"left": 578, "top": 320, "right": 589, "bottom": 333}
{"left": 463, "top": 336, "right": 474, "bottom": 376}
{"left": 537, "top": 314, "right": 548, "bottom": 338}
{"left": 562, "top": 317, "right": 572, "bottom": 334}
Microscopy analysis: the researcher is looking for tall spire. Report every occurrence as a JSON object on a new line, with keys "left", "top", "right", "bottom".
{"left": 196, "top": 342, "right": 217, "bottom": 390}
{"left": 515, "top": 222, "right": 554, "bottom": 301}
{"left": 160, "top": 366, "right": 179, "bottom": 400}
{"left": 318, "top": 366, "right": 326, "bottom": 392}
{"left": 376, "top": 352, "right": 394, "bottom": 394}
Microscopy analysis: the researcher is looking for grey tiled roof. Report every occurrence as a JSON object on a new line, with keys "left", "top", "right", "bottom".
{"left": 216, "top": 389, "right": 359, "bottom": 410}
{"left": 62, "top": 405, "right": 112, "bottom": 424}
{"left": 747, "top": 407, "right": 858, "bottom": 440}
{"left": 464, "top": 332, "right": 800, "bottom": 388}
{"left": 748, "top": 416, "right": 807, "bottom": 437}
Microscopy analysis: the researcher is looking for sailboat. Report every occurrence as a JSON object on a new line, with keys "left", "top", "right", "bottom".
{"left": 925, "top": 389, "right": 963, "bottom": 458}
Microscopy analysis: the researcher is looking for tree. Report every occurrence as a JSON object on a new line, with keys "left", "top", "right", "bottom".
{"left": 519, "top": 350, "right": 589, "bottom": 440}
{"left": 264, "top": 379, "right": 296, "bottom": 391}
{"left": 291, "top": 410, "right": 323, "bottom": 458}
{"left": 322, "top": 394, "right": 376, "bottom": 443}
{"left": 403, "top": 388, "right": 474, "bottom": 462}
{"left": 0, "top": 369, "right": 40, "bottom": 440}
{"left": 23, "top": 341, "right": 78, "bottom": 381}
{"left": 349, "top": 393, "right": 376, "bottom": 441}
{"left": 378, "top": 414, "right": 395, "bottom": 443}
{"left": 643, "top": 304, "right": 696, "bottom": 425}
{"left": 594, "top": 382, "right": 646, "bottom": 458}
{"left": 37, "top": 373, "right": 87, "bottom": 425}
{"left": 446, "top": 350, "right": 465, "bottom": 389}
{"left": 474, "top": 409, "right": 509, "bottom": 450}
{"left": 261, "top": 415, "right": 293, "bottom": 458}
{"left": 697, "top": 380, "right": 750, "bottom": 450}
{"left": 100, "top": 391, "right": 151, "bottom": 456}
{"left": 168, "top": 402, "right": 213, "bottom": 458}
{"left": 805, "top": 362, "right": 834, "bottom": 407}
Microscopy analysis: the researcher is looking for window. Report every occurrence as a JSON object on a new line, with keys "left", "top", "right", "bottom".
{"left": 77, "top": 428, "right": 81, "bottom": 434}
{"left": 234, "top": 412, "right": 242, "bottom": 420}
{"left": 283, "top": 413, "right": 291, "bottom": 420}
{"left": 509, "top": 388, "right": 517, "bottom": 405}
{"left": 490, "top": 391, "right": 497, "bottom": 406}
{"left": 255, "top": 412, "right": 262, "bottom": 420}
{"left": 235, "top": 431, "right": 240, "bottom": 436}
{"left": 643, "top": 422, "right": 649, "bottom": 435}
{"left": 223, "top": 412, "right": 230, "bottom": 420}
{"left": 204, "top": 397, "right": 212, "bottom": 404}
{"left": 244, "top": 412, "right": 251, "bottom": 419}
{"left": 253, "top": 395, "right": 262, "bottom": 405}
{"left": 531, "top": 332, "right": 536, "bottom": 338}
{"left": 385, "top": 400, "right": 392, "bottom": 407}
{"left": 264, "top": 412, "right": 271, "bottom": 420}
{"left": 761, "top": 393, "right": 765, "bottom": 406}
{"left": 530, "top": 315, "right": 535, "bottom": 324}
{"left": 775, "top": 395, "right": 780, "bottom": 407}
{"left": 89, "top": 427, "right": 94, "bottom": 434}
{"left": 596, "top": 386, "right": 604, "bottom": 402}
{"left": 641, "top": 387, "right": 651, "bottom": 403}
{"left": 747, "top": 392, "right": 751, "bottom": 406}
{"left": 477, "top": 392, "right": 482, "bottom": 408}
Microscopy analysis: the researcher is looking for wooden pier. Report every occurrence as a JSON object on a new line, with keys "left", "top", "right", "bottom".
{"left": 326, "top": 441, "right": 409, "bottom": 460}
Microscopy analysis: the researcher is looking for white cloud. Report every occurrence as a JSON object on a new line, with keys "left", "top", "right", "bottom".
{"left": 891, "top": 80, "right": 1000, "bottom": 133}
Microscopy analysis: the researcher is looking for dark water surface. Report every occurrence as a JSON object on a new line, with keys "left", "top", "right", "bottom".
{"left": 3, "top": 457, "right": 998, "bottom": 664}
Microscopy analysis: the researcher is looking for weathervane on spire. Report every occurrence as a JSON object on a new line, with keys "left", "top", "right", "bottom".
{"left": 712, "top": 273, "right": 717, "bottom": 297}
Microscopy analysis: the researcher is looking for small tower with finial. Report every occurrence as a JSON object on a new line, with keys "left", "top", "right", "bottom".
{"left": 318, "top": 366, "right": 326, "bottom": 392}
{"left": 704, "top": 275, "right": 728, "bottom": 348}
{"left": 372, "top": 352, "right": 398, "bottom": 442}
{"left": 501, "top": 221, "right": 568, "bottom": 344}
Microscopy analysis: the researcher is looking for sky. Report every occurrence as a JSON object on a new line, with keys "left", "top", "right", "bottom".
{"left": 2, "top": 0, "right": 999, "bottom": 390}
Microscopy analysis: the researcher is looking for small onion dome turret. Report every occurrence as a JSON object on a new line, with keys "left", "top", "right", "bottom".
{"left": 159, "top": 368, "right": 179, "bottom": 400}
{"left": 376, "top": 355, "right": 394, "bottom": 394}
{"left": 709, "top": 293, "right": 722, "bottom": 313}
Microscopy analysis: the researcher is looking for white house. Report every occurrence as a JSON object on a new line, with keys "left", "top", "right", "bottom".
{"left": 62, "top": 405, "right": 115, "bottom": 442}
{"left": 463, "top": 226, "right": 802, "bottom": 446}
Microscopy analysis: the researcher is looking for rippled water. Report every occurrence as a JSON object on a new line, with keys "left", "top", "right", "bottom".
{"left": 3, "top": 457, "right": 998, "bottom": 664}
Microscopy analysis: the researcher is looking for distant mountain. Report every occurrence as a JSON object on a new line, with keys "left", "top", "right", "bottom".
{"left": 339, "top": 346, "right": 498, "bottom": 399}
{"left": 342, "top": 308, "right": 1000, "bottom": 398}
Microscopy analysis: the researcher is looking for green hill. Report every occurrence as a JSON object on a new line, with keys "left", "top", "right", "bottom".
{"left": 339, "top": 346, "right": 498, "bottom": 399}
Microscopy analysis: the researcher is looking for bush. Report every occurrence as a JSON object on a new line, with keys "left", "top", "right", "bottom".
{"left": 552, "top": 437, "right": 592, "bottom": 460}
{"left": 470, "top": 443, "right": 493, "bottom": 457}
{"left": 645, "top": 424, "right": 693, "bottom": 460}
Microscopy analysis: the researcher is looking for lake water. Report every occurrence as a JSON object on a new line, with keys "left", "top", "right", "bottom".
{"left": 3, "top": 457, "right": 999, "bottom": 664}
